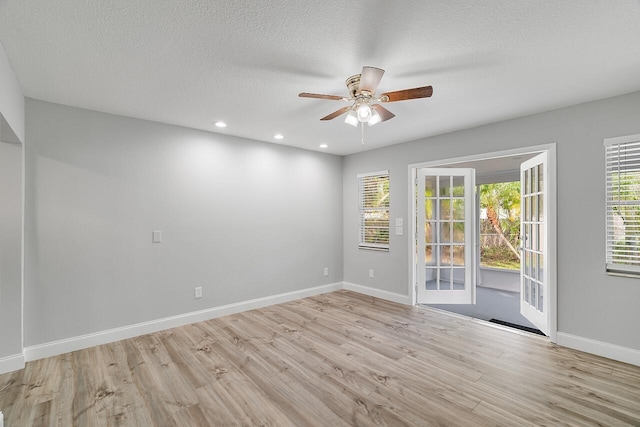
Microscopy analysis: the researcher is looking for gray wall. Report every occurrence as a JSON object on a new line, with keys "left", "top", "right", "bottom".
{"left": 0, "top": 39, "right": 24, "bottom": 143}
{"left": 344, "top": 90, "right": 640, "bottom": 351}
{"left": 0, "top": 141, "right": 22, "bottom": 358}
{"left": 0, "top": 39, "right": 23, "bottom": 361}
{"left": 24, "top": 99, "right": 343, "bottom": 346}
{"left": 18, "top": 90, "right": 640, "bottom": 354}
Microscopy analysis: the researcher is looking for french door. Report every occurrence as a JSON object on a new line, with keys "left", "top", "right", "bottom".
{"left": 413, "top": 149, "right": 553, "bottom": 338}
{"left": 519, "top": 152, "right": 549, "bottom": 335}
{"left": 416, "top": 168, "right": 475, "bottom": 304}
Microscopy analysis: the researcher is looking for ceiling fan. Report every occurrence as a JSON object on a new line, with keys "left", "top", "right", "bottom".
{"left": 299, "top": 66, "right": 433, "bottom": 127}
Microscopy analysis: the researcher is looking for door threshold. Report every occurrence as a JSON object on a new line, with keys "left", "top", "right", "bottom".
{"left": 418, "top": 304, "right": 549, "bottom": 340}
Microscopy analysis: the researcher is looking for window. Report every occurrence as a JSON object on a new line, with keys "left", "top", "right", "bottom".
{"left": 605, "top": 134, "right": 640, "bottom": 275}
{"left": 358, "top": 170, "right": 389, "bottom": 250}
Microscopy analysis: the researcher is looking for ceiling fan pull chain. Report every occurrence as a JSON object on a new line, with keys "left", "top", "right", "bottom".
{"left": 361, "top": 122, "right": 365, "bottom": 145}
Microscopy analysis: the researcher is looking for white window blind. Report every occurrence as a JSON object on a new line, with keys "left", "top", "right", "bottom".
{"left": 605, "top": 134, "right": 640, "bottom": 275}
{"left": 358, "top": 171, "right": 389, "bottom": 250}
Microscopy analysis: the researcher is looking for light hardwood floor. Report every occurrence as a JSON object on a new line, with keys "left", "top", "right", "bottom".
{"left": 1, "top": 290, "right": 640, "bottom": 426}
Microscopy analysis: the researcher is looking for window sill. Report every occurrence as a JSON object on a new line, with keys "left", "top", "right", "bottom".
{"left": 359, "top": 246, "right": 389, "bottom": 252}
{"left": 606, "top": 271, "right": 640, "bottom": 279}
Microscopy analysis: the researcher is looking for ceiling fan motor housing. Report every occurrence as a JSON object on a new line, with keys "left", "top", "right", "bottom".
{"left": 346, "top": 74, "right": 361, "bottom": 98}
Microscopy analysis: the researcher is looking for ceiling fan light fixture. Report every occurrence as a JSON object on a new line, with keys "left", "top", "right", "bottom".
{"left": 356, "top": 102, "right": 372, "bottom": 122}
{"left": 367, "top": 109, "right": 382, "bottom": 126}
{"left": 344, "top": 110, "right": 359, "bottom": 127}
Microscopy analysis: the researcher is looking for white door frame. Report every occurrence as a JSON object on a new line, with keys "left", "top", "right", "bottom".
{"left": 408, "top": 143, "right": 557, "bottom": 343}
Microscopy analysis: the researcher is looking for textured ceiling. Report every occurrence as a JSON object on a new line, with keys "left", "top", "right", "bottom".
{"left": 1, "top": 1, "right": 640, "bottom": 155}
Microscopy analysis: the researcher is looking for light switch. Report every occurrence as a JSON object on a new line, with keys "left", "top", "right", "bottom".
{"left": 152, "top": 230, "right": 162, "bottom": 243}
{"left": 396, "top": 226, "right": 404, "bottom": 236}
{"left": 395, "top": 218, "right": 403, "bottom": 227}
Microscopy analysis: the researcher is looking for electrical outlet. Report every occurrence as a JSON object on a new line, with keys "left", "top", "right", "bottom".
{"left": 194, "top": 287, "right": 203, "bottom": 299}
{"left": 369, "top": 269, "right": 374, "bottom": 279}
{"left": 324, "top": 267, "right": 329, "bottom": 276}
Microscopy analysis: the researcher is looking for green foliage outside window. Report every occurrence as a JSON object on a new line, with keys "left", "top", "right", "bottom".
{"left": 609, "top": 172, "right": 640, "bottom": 266}
{"left": 479, "top": 182, "right": 521, "bottom": 270}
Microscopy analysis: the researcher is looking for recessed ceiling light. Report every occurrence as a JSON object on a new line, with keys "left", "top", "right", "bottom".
{"left": 215, "top": 121, "right": 227, "bottom": 128}
{"left": 274, "top": 134, "right": 284, "bottom": 140}
{"left": 319, "top": 144, "right": 328, "bottom": 149}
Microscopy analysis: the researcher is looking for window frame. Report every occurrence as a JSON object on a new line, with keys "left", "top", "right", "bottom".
{"left": 604, "top": 134, "right": 640, "bottom": 276}
{"left": 358, "top": 170, "right": 390, "bottom": 251}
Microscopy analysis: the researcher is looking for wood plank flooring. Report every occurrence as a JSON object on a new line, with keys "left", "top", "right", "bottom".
{"left": 1, "top": 290, "right": 640, "bottom": 426}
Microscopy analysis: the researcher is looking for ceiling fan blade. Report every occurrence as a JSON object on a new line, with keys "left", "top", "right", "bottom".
{"left": 299, "top": 92, "right": 345, "bottom": 101}
{"left": 380, "top": 85, "right": 433, "bottom": 102}
{"left": 320, "top": 106, "right": 352, "bottom": 121}
{"left": 372, "top": 104, "right": 395, "bottom": 122}
{"left": 358, "top": 66, "right": 385, "bottom": 94}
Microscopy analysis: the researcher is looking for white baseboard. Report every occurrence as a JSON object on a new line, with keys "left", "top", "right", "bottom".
{"left": 342, "top": 281, "right": 411, "bottom": 305}
{"left": 0, "top": 353, "right": 25, "bottom": 375}
{"left": 556, "top": 332, "right": 640, "bottom": 367}
{"left": 19, "top": 282, "right": 640, "bottom": 370}
{"left": 24, "top": 282, "right": 342, "bottom": 362}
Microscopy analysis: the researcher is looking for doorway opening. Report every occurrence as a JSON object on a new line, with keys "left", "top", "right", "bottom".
{"left": 429, "top": 174, "right": 538, "bottom": 334}
{"left": 409, "top": 145, "right": 557, "bottom": 341}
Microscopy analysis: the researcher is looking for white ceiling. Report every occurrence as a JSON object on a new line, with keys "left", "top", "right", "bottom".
{"left": 1, "top": 1, "right": 640, "bottom": 156}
